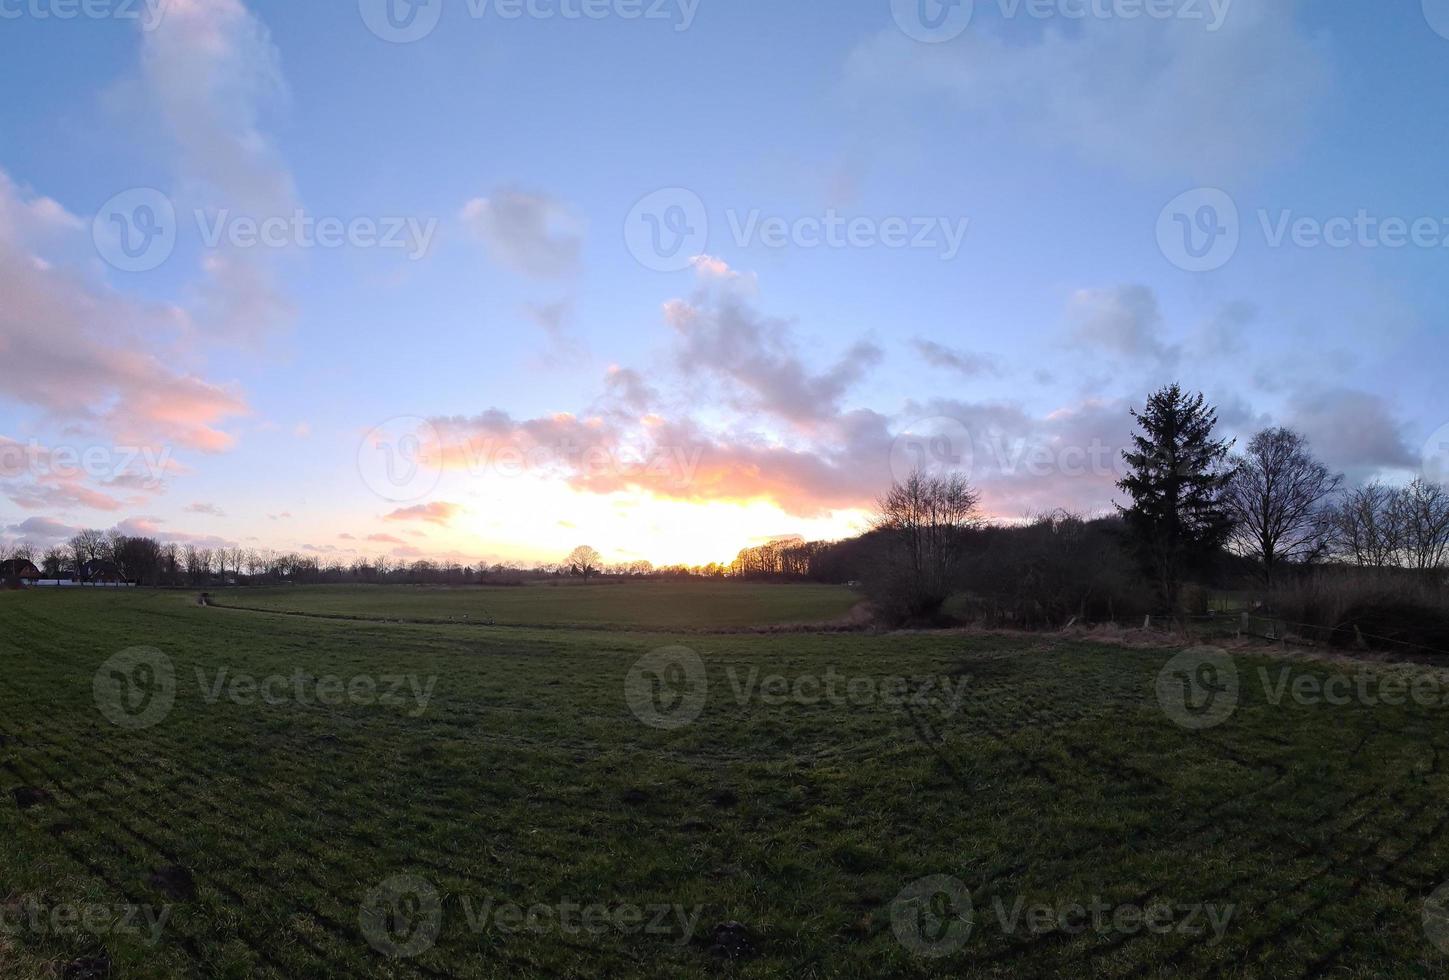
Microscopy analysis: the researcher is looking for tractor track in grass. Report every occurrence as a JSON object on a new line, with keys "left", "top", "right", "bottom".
{"left": 203, "top": 597, "right": 872, "bottom": 637}
{"left": 0, "top": 750, "right": 408, "bottom": 980}
{"left": 1, "top": 711, "right": 548, "bottom": 893}
{"left": 0, "top": 707, "right": 752, "bottom": 977}
{"left": 1, "top": 753, "right": 328, "bottom": 979}
{"left": 957, "top": 786, "right": 1383, "bottom": 970}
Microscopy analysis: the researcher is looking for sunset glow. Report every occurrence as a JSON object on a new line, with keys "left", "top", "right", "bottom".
{"left": 1, "top": 1, "right": 1442, "bottom": 571}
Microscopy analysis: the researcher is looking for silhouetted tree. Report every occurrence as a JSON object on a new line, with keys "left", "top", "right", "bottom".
{"left": 566, "top": 546, "right": 602, "bottom": 581}
{"left": 1397, "top": 478, "right": 1449, "bottom": 573}
{"left": 1226, "top": 428, "right": 1342, "bottom": 587}
{"left": 870, "top": 471, "right": 982, "bottom": 621}
{"left": 1117, "top": 385, "right": 1236, "bottom": 612}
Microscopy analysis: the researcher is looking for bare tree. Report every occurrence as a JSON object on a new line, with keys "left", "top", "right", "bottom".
{"left": 69, "top": 529, "right": 106, "bottom": 575}
{"left": 566, "top": 546, "right": 602, "bottom": 581}
{"left": 1332, "top": 483, "right": 1402, "bottom": 568}
{"left": 1225, "top": 428, "right": 1342, "bottom": 587}
{"left": 1395, "top": 478, "right": 1449, "bottom": 573}
{"left": 871, "top": 471, "right": 982, "bottom": 619}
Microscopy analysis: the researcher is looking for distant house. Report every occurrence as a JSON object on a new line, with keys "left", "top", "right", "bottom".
{"left": 0, "top": 559, "right": 41, "bottom": 585}
{"left": 79, "top": 560, "right": 126, "bottom": 586}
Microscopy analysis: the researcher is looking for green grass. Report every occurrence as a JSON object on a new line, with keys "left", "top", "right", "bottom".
{"left": 1, "top": 587, "right": 1448, "bottom": 977}
{"left": 210, "top": 581, "right": 861, "bottom": 630}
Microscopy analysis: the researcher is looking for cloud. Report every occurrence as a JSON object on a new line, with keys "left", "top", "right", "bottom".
{"left": 139, "top": 0, "right": 297, "bottom": 341}
{"left": 912, "top": 339, "right": 1001, "bottom": 378}
{"left": 385, "top": 502, "right": 463, "bottom": 526}
{"left": 111, "top": 515, "right": 237, "bottom": 550}
{"left": 598, "top": 366, "right": 657, "bottom": 414}
{"left": 845, "top": 2, "right": 1331, "bottom": 178}
{"left": 1287, "top": 386, "right": 1417, "bottom": 479}
{"left": 367, "top": 533, "right": 407, "bottom": 545}
{"left": 460, "top": 190, "right": 583, "bottom": 279}
{"left": 1067, "top": 285, "right": 1178, "bottom": 366}
{"left": 1194, "top": 302, "right": 1258, "bottom": 360}
{"left": 186, "top": 502, "right": 225, "bottom": 516}
{"left": 5, "top": 517, "right": 78, "bottom": 544}
{"left": 664, "top": 277, "right": 883, "bottom": 427}
{"left": 902, "top": 397, "right": 1136, "bottom": 519}
{"left": 0, "top": 172, "right": 249, "bottom": 451}
{"left": 690, "top": 255, "right": 740, "bottom": 280}
{"left": 525, "top": 300, "right": 586, "bottom": 362}
{"left": 5, "top": 480, "right": 127, "bottom": 513}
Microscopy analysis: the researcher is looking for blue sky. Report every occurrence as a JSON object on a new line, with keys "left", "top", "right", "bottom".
{"left": 0, "top": 0, "right": 1445, "bottom": 566}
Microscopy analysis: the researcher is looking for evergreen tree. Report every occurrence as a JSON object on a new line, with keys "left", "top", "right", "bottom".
{"left": 1117, "top": 385, "right": 1236, "bottom": 612}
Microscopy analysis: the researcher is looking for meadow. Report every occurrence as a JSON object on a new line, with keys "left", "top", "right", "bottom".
{"left": 213, "top": 581, "right": 861, "bottom": 631}
{"left": 1, "top": 586, "right": 1448, "bottom": 977}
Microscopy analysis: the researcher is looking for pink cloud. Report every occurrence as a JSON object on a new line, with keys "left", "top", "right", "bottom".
{"left": 0, "top": 173, "right": 250, "bottom": 452}
{"left": 384, "top": 502, "right": 462, "bottom": 526}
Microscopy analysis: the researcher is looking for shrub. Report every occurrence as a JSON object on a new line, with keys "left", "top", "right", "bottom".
{"left": 1268, "top": 568, "right": 1449, "bottom": 654}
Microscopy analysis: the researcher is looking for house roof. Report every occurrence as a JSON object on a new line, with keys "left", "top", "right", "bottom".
{"left": 0, "top": 559, "right": 41, "bottom": 578}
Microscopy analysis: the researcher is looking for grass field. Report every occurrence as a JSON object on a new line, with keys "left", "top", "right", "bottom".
{"left": 211, "top": 581, "right": 861, "bottom": 631}
{"left": 3, "top": 587, "right": 1449, "bottom": 977}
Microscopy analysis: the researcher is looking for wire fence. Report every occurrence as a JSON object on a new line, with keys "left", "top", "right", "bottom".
{"left": 1168, "top": 610, "right": 1449, "bottom": 659}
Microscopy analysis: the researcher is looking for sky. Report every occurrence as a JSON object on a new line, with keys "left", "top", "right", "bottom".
{"left": 0, "top": 0, "right": 1446, "bottom": 568}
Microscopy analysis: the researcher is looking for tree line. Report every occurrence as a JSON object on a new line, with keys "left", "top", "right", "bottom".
{"left": 728, "top": 384, "right": 1449, "bottom": 628}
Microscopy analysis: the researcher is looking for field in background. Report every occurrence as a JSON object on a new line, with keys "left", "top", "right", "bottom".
{"left": 2, "top": 587, "right": 1449, "bottom": 976}
{"left": 213, "top": 581, "right": 861, "bottom": 630}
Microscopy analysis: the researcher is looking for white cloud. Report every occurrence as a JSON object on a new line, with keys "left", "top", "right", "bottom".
{"left": 846, "top": 1, "right": 1331, "bottom": 178}
{"left": 139, "top": 0, "right": 297, "bottom": 340}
